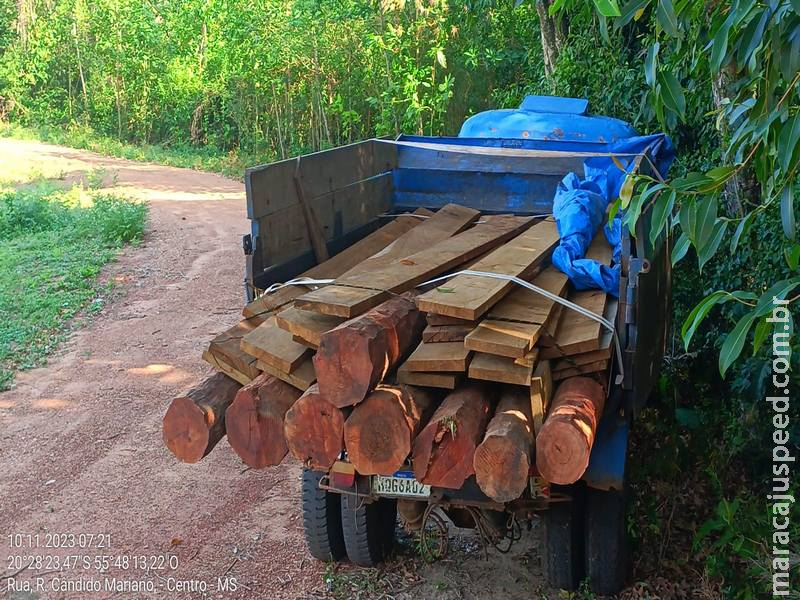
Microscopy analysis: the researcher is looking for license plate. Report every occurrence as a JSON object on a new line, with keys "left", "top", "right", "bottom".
{"left": 372, "top": 471, "right": 431, "bottom": 498}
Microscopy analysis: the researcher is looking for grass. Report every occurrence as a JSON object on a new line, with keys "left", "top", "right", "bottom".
{"left": 0, "top": 177, "right": 147, "bottom": 390}
{"left": 0, "top": 122, "right": 252, "bottom": 180}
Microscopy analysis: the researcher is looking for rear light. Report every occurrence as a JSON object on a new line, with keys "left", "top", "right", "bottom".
{"left": 330, "top": 460, "right": 356, "bottom": 488}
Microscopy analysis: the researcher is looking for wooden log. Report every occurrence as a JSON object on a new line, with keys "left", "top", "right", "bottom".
{"left": 162, "top": 372, "right": 242, "bottom": 463}
{"left": 535, "top": 377, "right": 606, "bottom": 485}
{"left": 204, "top": 321, "right": 261, "bottom": 383}
{"left": 313, "top": 294, "right": 425, "bottom": 408}
{"left": 283, "top": 384, "right": 346, "bottom": 470}
{"left": 473, "top": 387, "right": 534, "bottom": 503}
{"left": 225, "top": 373, "right": 303, "bottom": 468}
{"left": 344, "top": 385, "right": 437, "bottom": 475}
{"left": 411, "top": 383, "right": 493, "bottom": 489}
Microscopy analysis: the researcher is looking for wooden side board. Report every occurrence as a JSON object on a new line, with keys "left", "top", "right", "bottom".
{"left": 294, "top": 215, "right": 534, "bottom": 317}
{"left": 275, "top": 307, "right": 344, "bottom": 349}
{"left": 415, "top": 219, "right": 560, "bottom": 320}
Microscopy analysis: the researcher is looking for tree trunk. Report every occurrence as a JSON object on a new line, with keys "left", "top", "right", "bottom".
{"left": 473, "top": 387, "right": 534, "bottom": 503}
{"left": 535, "top": 377, "right": 605, "bottom": 485}
{"left": 344, "top": 385, "right": 438, "bottom": 475}
{"left": 411, "top": 383, "right": 494, "bottom": 489}
{"left": 284, "top": 384, "right": 347, "bottom": 470}
{"left": 162, "top": 372, "right": 241, "bottom": 463}
{"left": 314, "top": 294, "right": 425, "bottom": 408}
{"left": 226, "top": 373, "right": 303, "bottom": 468}
{"left": 536, "top": 0, "right": 561, "bottom": 78}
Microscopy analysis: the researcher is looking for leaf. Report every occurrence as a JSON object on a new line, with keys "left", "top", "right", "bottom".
{"left": 698, "top": 220, "right": 728, "bottom": 271}
{"left": 608, "top": 198, "right": 622, "bottom": 228}
{"left": 645, "top": 42, "right": 659, "bottom": 87}
{"left": 436, "top": 287, "right": 454, "bottom": 294}
{"left": 752, "top": 278, "right": 800, "bottom": 318}
{"left": 436, "top": 49, "right": 447, "bottom": 69}
{"left": 693, "top": 195, "right": 718, "bottom": 250}
{"left": 672, "top": 172, "right": 713, "bottom": 191}
{"left": 784, "top": 244, "right": 800, "bottom": 271}
{"left": 548, "top": 0, "right": 568, "bottom": 15}
{"left": 710, "top": 19, "right": 730, "bottom": 72}
{"left": 737, "top": 8, "right": 769, "bottom": 67}
{"left": 682, "top": 291, "right": 728, "bottom": 349}
{"left": 656, "top": 0, "right": 679, "bottom": 37}
{"left": 650, "top": 189, "right": 675, "bottom": 245}
{"left": 593, "top": 0, "right": 622, "bottom": 17}
{"left": 752, "top": 315, "right": 773, "bottom": 354}
{"left": 781, "top": 186, "right": 796, "bottom": 240}
{"left": 727, "top": 98, "right": 756, "bottom": 126}
{"left": 778, "top": 113, "right": 800, "bottom": 173}
{"left": 697, "top": 166, "right": 737, "bottom": 192}
{"left": 658, "top": 71, "right": 686, "bottom": 119}
{"left": 617, "top": 0, "right": 650, "bottom": 27}
{"left": 671, "top": 232, "right": 690, "bottom": 265}
{"left": 730, "top": 212, "right": 755, "bottom": 252}
{"left": 619, "top": 174, "right": 636, "bottom": 208}
{"left": 719, "top": 313, "right": 757, "bottom": 377}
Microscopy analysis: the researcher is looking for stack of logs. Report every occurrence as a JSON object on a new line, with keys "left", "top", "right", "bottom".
{"left": 163, "top": 203, "right": 614, "bottom": 501}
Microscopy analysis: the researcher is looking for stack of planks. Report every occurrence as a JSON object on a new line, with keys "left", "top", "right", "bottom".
{"left": 162, "top": 203, "right": 616, "bottom": 500}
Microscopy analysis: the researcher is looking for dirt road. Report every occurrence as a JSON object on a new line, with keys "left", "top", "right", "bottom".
{"left": 0, "top": 140, "right": 554, "bottom": 600}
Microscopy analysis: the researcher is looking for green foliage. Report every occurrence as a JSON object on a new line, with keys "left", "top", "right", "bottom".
{"left": 0, "top": 179, "right": 146, "bottom": 389}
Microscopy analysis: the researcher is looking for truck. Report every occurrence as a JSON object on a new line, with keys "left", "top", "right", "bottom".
{"left": 240, "top": 95, "right": 672, "bottom": 595}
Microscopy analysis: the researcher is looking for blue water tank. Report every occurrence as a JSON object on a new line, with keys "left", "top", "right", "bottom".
{"left": 459, "top": 95, "right": 637, "bottom": 144}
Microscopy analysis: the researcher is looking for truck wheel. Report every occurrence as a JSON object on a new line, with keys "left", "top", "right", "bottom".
{"left": 340, "top": 493, "right": 397, "bottom": 567}
{"left": 585, "top": 487, "right": 629, "bottom": 594}
{"left": 301, "top": 469, "right": 346, "bottom": 561}
{"left": 542, "top": 490, "right": 585, "bottom": 590}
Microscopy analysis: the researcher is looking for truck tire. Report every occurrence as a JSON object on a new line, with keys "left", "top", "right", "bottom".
{"left": 340, "top": 493, "right": 397, "bottom": 567}
{"left": 585, "top": 487, "right": 629, "bottom": 594}
{"left": 542, "top": 489, "right": 585, "bottom": 590}
{"left": 301, "top": 469, "right": 346, "bottom": 562}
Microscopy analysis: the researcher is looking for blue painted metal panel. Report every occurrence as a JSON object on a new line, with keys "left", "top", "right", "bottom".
{"left": 582, "top": 417, "right": 628, "bottom": 491}
{"left": 519, "top": 95, "right": 589, "bottom": 114}
{"left": 398, "top": 134, "right": 611, "bottom": 154}
{"left": 392, "top": 168, "right": 559, "bottom": 214}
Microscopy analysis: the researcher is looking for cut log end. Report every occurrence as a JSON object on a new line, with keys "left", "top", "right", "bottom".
{"left": 473, "top": 438, "right": 530, "bottom": 503}
{"left": 535, "top": 377, "right": 606, "bottom": 485}
{"left": 163, "top": 396, "right": 211, "bottom": 464}
{"left": 226, "top": 373, "right": 303, "bottom": 469}
{"left": 284, "top": 384, "right": 346, "bottom": 470}
{"left": 162, "top": 372, "right": 241, "bottom": 464}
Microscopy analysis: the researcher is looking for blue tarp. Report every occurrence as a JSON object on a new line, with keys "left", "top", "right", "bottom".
{"left": 551, "top": 134, "right": 675, "bottom": 297}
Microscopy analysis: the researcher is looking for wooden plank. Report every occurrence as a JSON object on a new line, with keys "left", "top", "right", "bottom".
{"left": 486, "top": 267, "right": 568, "bottom": 324}
{"left": 552, "top": 359, "right": 610, "bottom": 380}
{"left": 468, "top": 351, "right": 537, "bottom": 386}
{"left": 426, "top": 314, "right": 477, "bottom": 327}
{"left": 242, "top": 210, "right": 429, "bottom": 323}
{"left": 415, "top": 219, "right": 560, "bottom": 320}
{"left": 256, "top": 358, "right": 315, "bottom": 391}
{"left": 295, "top": 215, "right": 534, "bottom": 317}
{"left": 422, "top": 324, "right": 473, "bottom": 343}
{"left": 275, "top": 307, "right": 344, "bottom": 348}
{"left": 240, "top": 318, "right": 312, "bottom": 373}
{"left": 206, "top": 321, "right": 261, "bottom": 381}
{"left": 516, "top": 348, "right": 539, "bottom": 368}
{"left": 403, "top": 341, "right": 471, "bottom": 373}
{"left": 530, "top": 360, "right": 552, "bottom": 435}
{"left": 293, "top": 335, "right": 317, "bottom": 349}
{"left": 540, "top": 297, "right": 616, "bottom": 359}
{"left": 552, "top": 329, "right": 613, "bottom": 372}
{"left": 201, "top": 350, "right": 254, "bottom": 386}
{"left": 397, "top": 366, "right": 462, "bottom": 390}
{"left": 464, "top": 319, "right": 540, "bottom": 358}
